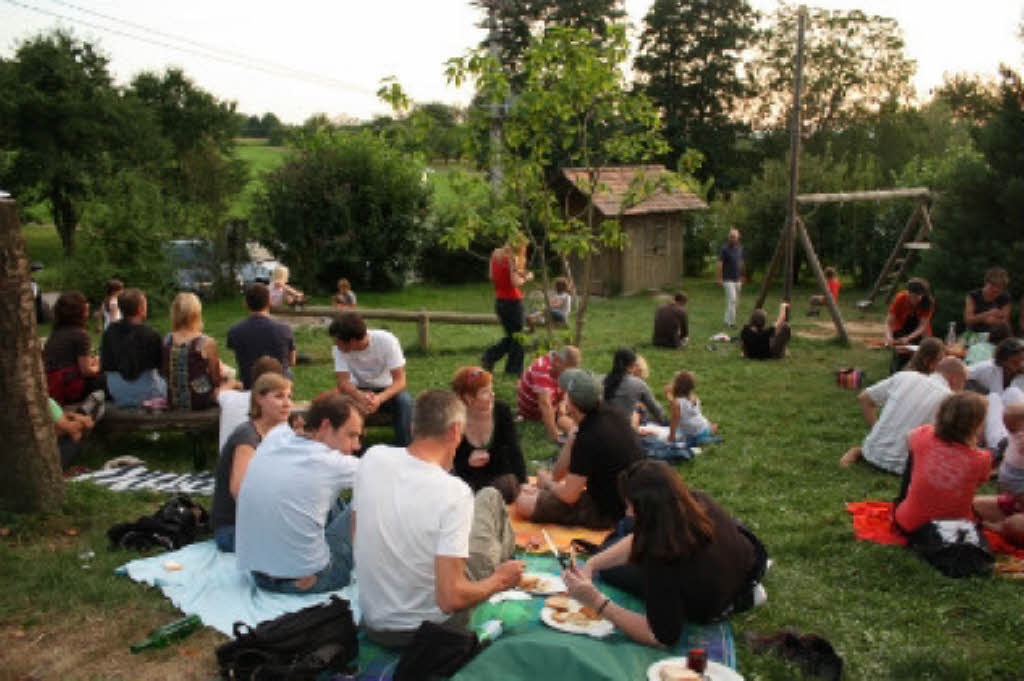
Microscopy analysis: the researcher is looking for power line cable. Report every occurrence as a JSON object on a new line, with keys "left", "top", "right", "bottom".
{"left": 1, "top": 0, "right": 378, "bottom": 98}
{"left": 43, "top": 0, "right": 376, "bottom": 96}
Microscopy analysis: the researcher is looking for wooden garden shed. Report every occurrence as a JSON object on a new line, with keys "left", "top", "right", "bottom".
{"left": 556, "top": 165, "right": 708, "bottom": 295}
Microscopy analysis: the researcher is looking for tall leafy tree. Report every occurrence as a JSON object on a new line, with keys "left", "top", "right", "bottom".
{"left": 744, "top": 4, "right": 916, "bottom": 139}
{"left": 634, "top": 0, "right": 758, "bottom": 191}
{"left": 0, "top": 31, "right": 126, "bottom": 255}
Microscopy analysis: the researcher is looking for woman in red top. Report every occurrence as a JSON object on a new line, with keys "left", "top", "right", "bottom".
{"left": 894, "top": 392, "right": 992, "bottom": 534}
{"left": 885, "top": 277, "right": 934, "bottom": 373}
{"left": 481, "top": 241, "right": 533, "bottom": 377}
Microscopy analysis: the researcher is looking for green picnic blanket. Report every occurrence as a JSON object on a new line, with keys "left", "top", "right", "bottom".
{"left": 353, "top": 555, "right": 736, "bottom": 681}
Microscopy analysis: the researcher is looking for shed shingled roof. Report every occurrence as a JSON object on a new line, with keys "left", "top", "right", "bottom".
{"left": 560, "top": 165, "right": 708, "bottom": 216}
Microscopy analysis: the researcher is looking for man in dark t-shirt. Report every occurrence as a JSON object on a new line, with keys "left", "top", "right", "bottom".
{"left": 101, "top": 289, "right": 166, "bottom": 406}
{"left": 652, "top": 292, "right": 689, "bottom": 348}
{"left": 717, "top": 229, "right": 744, "bottom": 328}
{"left": 227, "top": 283, "right": 296, "bottom": 388}
{"left": 516, "top": 369, "right": 643, "bottom": 528}
{"left": 741, "top": 302, "right": 791, "bottom": 360}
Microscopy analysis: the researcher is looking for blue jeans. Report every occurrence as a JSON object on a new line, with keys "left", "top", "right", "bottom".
{"left": 371, "top": 389, "right": 413, "bottom": 447}
{"left": 214, "top": 525, "right": 235, "bottom": 553}
{"left": 107, "top": 369, "right": 167, "bottom": 407}
{"left": 252, "top": 500, "right": 354, "bottom": 594}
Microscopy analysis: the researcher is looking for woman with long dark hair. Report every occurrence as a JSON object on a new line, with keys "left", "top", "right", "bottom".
{"left": 563, "top": 460, "right": 765, "bottom": 648}
{"left": 603, "top": 347, "right": 665, "bottom": 427}
{"left": 44, "top": 291, "right": 105, "bottom": 404}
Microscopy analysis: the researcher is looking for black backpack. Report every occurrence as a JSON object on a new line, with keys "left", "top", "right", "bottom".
{"left": 394, "top": 621, "right": 485, "bottom": 681}
{"left": 907, "top": 519, "right": 995, "bottom": 579}
{"left": 215, "top": 596, "right": 358, "bottom": 681}
{"left": 107, "top": 495, "right": 210, "bottom": 551}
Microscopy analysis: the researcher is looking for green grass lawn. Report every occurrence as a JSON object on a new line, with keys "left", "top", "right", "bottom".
{"left": 230, "top": 139, "right": 290, "bottom": 218}
{"left": 6, "top": 223, "right": 1022, "bottom": 679}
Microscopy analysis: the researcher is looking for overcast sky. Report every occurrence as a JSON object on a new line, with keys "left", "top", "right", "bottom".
{"left": 1, "top": 0, "right": 1021, "bottom": 124}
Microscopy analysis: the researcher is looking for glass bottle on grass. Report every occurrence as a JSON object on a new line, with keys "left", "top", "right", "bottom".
{"left": 130, "top": 614, "right": 202, "bottom": 653}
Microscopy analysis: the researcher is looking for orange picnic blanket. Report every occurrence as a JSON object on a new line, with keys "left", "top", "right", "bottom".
{"left": 510, "top": 514, "right": 611, "bottom": 553}
{"left": 846, "top": 501, "right": 1024, "bottom": 559}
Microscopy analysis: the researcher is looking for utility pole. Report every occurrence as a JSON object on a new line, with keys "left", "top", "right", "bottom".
{"left": 487, "top": 0, "right": 504, "bottom": 190}
{"left": 783, "top": 5, "right": 806, "bottom": 307}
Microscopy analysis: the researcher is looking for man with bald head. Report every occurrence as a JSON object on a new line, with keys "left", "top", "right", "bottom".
{"left": 518, "top": 345, "right": 581, "bottom": 443}
{"left": 840, "top": 357, "right": 968, "bottom": 474}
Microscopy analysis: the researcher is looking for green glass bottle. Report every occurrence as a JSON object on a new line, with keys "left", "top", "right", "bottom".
{"left": 129, "top": 614, "right": 202, "bottom": 653}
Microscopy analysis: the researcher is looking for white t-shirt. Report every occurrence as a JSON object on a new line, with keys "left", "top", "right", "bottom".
{"left": 969, "top": 359, "right": 1024, "bottom": 396}
{"left": 331, "top": 329, "right": 405, "bottom": 389}
{"left": 353, "top": 445, "right": 474, "bottom": 632}
{"left": 862, "top": 372, "right": 951, "bottom": 474}
{"left": 551, "top": 292, "right": 572, "bottom": 315}
{"left": 217, "top": 390, "right": 251, "bottom": 453}
{"left": 236, "top": 424, "right": 360, "bottom": 578}
{"left": 674, "top": 396, "right": 710, "bottom": 438}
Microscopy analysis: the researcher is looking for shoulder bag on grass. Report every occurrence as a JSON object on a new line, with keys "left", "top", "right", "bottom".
{"left": 215, "top": 595, "right": 358, "bottom": 681}
{"left": 906, "top": 519, "right": 994, "bottom": 579}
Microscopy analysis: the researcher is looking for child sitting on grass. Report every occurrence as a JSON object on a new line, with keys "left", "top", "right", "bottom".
{"left": 667, "top": 370, "right": 719, "bottom": 447}
{"left": 527, "top": 277, "right": 572, "bottom": 330}
{"left": 269, "top": 266, "right": 307, "bottom": 309}
{"left": 807, "top": 266, "right": 841, "bottom": 315}
{"left": 974, "top": 401, "right": 1024, "bottom": 547}
{"left": 332, "top": 278, "right": 357, "bottom": 309}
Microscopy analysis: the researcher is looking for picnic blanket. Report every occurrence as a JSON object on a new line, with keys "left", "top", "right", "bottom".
{"left": 73, "top": 465, "right": 214, "bottom": 496}
{"left": 119, "top": 547, "right": 735, "bottom": 681}
{"left": 454, "top": 555, "right": 735, "bottom": 680}
{"left": 846, "top": 501, "right": 1024, "bottom": 559}
{"left": 116, "top": 540, "right": 358, "bottom": 636}
{"left": 510, "top": 515, "right": 611, "bottom": 553}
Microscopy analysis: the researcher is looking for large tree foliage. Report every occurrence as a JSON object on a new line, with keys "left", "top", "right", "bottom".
{"left": 0, "top": 31, "right": 126, "bottom": 255}
{"left": 634, "top": 0, "right": 758, "bottom": 192}
{"left": 448, "top": 25, "right": 666, "bottom": 345}
{"left": 908, "top": 67, "right": 1024, "bottom": 332}
{"left": 471, "top": 0, "right": 626, "bottom": 85}
{"left": 255, "top": 131, "right": 430, "bottom": 291}
{"left": 744, "top": 4, "right": 916, "bottom": 138}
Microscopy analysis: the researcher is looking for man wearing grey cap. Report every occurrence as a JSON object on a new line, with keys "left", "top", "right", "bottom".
{"left": 515, "top": 368, "right": 643, "bottom": 529}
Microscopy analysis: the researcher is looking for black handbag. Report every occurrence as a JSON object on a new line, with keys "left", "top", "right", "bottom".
{"left": 394, "top": 621, "right": 484, "bottom": 681}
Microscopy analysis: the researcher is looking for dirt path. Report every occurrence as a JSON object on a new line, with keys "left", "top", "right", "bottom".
{"left": 795, "top": 318, "right": 885, "bottom": 346}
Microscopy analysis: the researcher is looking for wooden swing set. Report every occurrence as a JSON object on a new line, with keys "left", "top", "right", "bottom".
{"left": 754, "top": 7, "right": 936, "bottom": 345}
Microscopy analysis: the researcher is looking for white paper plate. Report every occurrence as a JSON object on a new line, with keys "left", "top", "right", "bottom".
{"left": 647, "top": 657, "right": 743, "bottom": 681}
{"left": 540, "top": 602, "right": 614, "bottom": 638}
{"left": 517, "top": 572, "right": 566, "bottom": 595}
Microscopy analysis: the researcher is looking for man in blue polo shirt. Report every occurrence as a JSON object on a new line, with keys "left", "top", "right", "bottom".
{"left": 236, "top": 393, "right": 362, "bottom": 593}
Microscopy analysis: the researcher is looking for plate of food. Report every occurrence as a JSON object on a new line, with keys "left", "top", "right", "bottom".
{"left": 646, "top": 657, "right": 743, "bottom": 681}
{"left": 540, "top": 594, "right": 614, "bottom": 638}
{"left": 517, "top": 573, "right": 566, "bottom": 595}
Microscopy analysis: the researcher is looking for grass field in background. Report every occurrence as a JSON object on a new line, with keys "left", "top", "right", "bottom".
{"left": 230, "top": 139, "right": 290, "bottom": 218}
{"left": 6, "top": 226, "right": 1023, "bottom": 681}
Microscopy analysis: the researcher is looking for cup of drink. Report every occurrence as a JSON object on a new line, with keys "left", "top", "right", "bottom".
{"left": 686, "top": 648, "right": 707, "bottom": 675}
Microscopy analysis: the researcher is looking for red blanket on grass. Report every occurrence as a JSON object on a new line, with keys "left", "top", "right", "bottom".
{"left": 846, "top": 501, "right": 1024, "bottom": 559}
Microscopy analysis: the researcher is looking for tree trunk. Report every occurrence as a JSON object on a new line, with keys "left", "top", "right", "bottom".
{"left": 0, "top": 199, "right": 65, "bottom": 513}
{"left": 50, "top": 188, "right": 77, "bottom": 257}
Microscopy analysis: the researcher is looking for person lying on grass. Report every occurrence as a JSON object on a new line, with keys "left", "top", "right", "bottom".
{"left": 516, "top": 369, "right": 643, "bottom": 530}
{"left": 893, "top": 392, "right": 992, "bottom": 535}
{"left": 562, "top": 460, "right": 765, "bottom": 648}
{"left": 974, "top": 401, "right": 1024, "bottom": 547}
{"left": 211, "top": 372, "right": 293, "bottom": 553}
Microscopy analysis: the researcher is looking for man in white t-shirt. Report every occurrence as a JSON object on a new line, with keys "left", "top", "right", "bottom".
{"left": 839, "top": 357, "right": 967, "bottom": 474}
{"left": 236, "top": 393, "right": 362, "bottom": 593}
{"left": 353, "top": 390, "right": 523, "bottom": 647}
{"left": 216, "top": 356, "right": 285, "bottom": 452}
{"left": 329, "top": 312, "right": 412, "bottom": 446}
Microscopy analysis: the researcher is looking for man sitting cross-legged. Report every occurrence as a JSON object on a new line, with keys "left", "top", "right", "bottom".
{"left": 840, "top": 357, "right": 968, "bottom": 474}
{"left": 353, "top": 390, "right": 523, "bottom": 648}
{"left": 516, "top": 369, "right": 644, "bottom": 529}
{"left": 236, "top": 393, "right": 362, "bottom": 593}
{"left": 329, "top": 312, "right": 412, "bottom": 447}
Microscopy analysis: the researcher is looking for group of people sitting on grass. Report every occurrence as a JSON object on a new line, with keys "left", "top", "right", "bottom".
{"left": 839, "top": 266, "right": 1024, "bottom": 551}
{"left": 180, "top": 296, "right": 762, "bottom": 650}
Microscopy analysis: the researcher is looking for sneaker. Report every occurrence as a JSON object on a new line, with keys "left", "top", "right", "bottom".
{"left": 79, "top": 390, "right": 106, "bottom": 422}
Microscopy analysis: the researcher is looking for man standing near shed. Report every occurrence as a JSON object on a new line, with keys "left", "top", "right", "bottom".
{"left": 718, "top": 229, "right": 744, "bottom": 328}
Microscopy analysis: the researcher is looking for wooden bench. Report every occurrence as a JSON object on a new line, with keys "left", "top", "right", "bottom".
{"left": 276, "top": 307, "right": 500, "bottom": 351}
{"left": 93, "top": 402, "right": 394, "bottom": 470}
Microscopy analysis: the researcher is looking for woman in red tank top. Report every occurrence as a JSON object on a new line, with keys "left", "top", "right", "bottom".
{"left": 482, "top": 242, "right": 532, "bottom": 377}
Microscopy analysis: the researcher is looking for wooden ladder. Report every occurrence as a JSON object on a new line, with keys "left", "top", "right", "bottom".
{"left": 857, "top": 197, "right": 934, "bottom": 310}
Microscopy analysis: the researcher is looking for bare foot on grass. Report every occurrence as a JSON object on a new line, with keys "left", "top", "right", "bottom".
{"left": 839, "top": 447, "right": 862, "bottom": 467}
